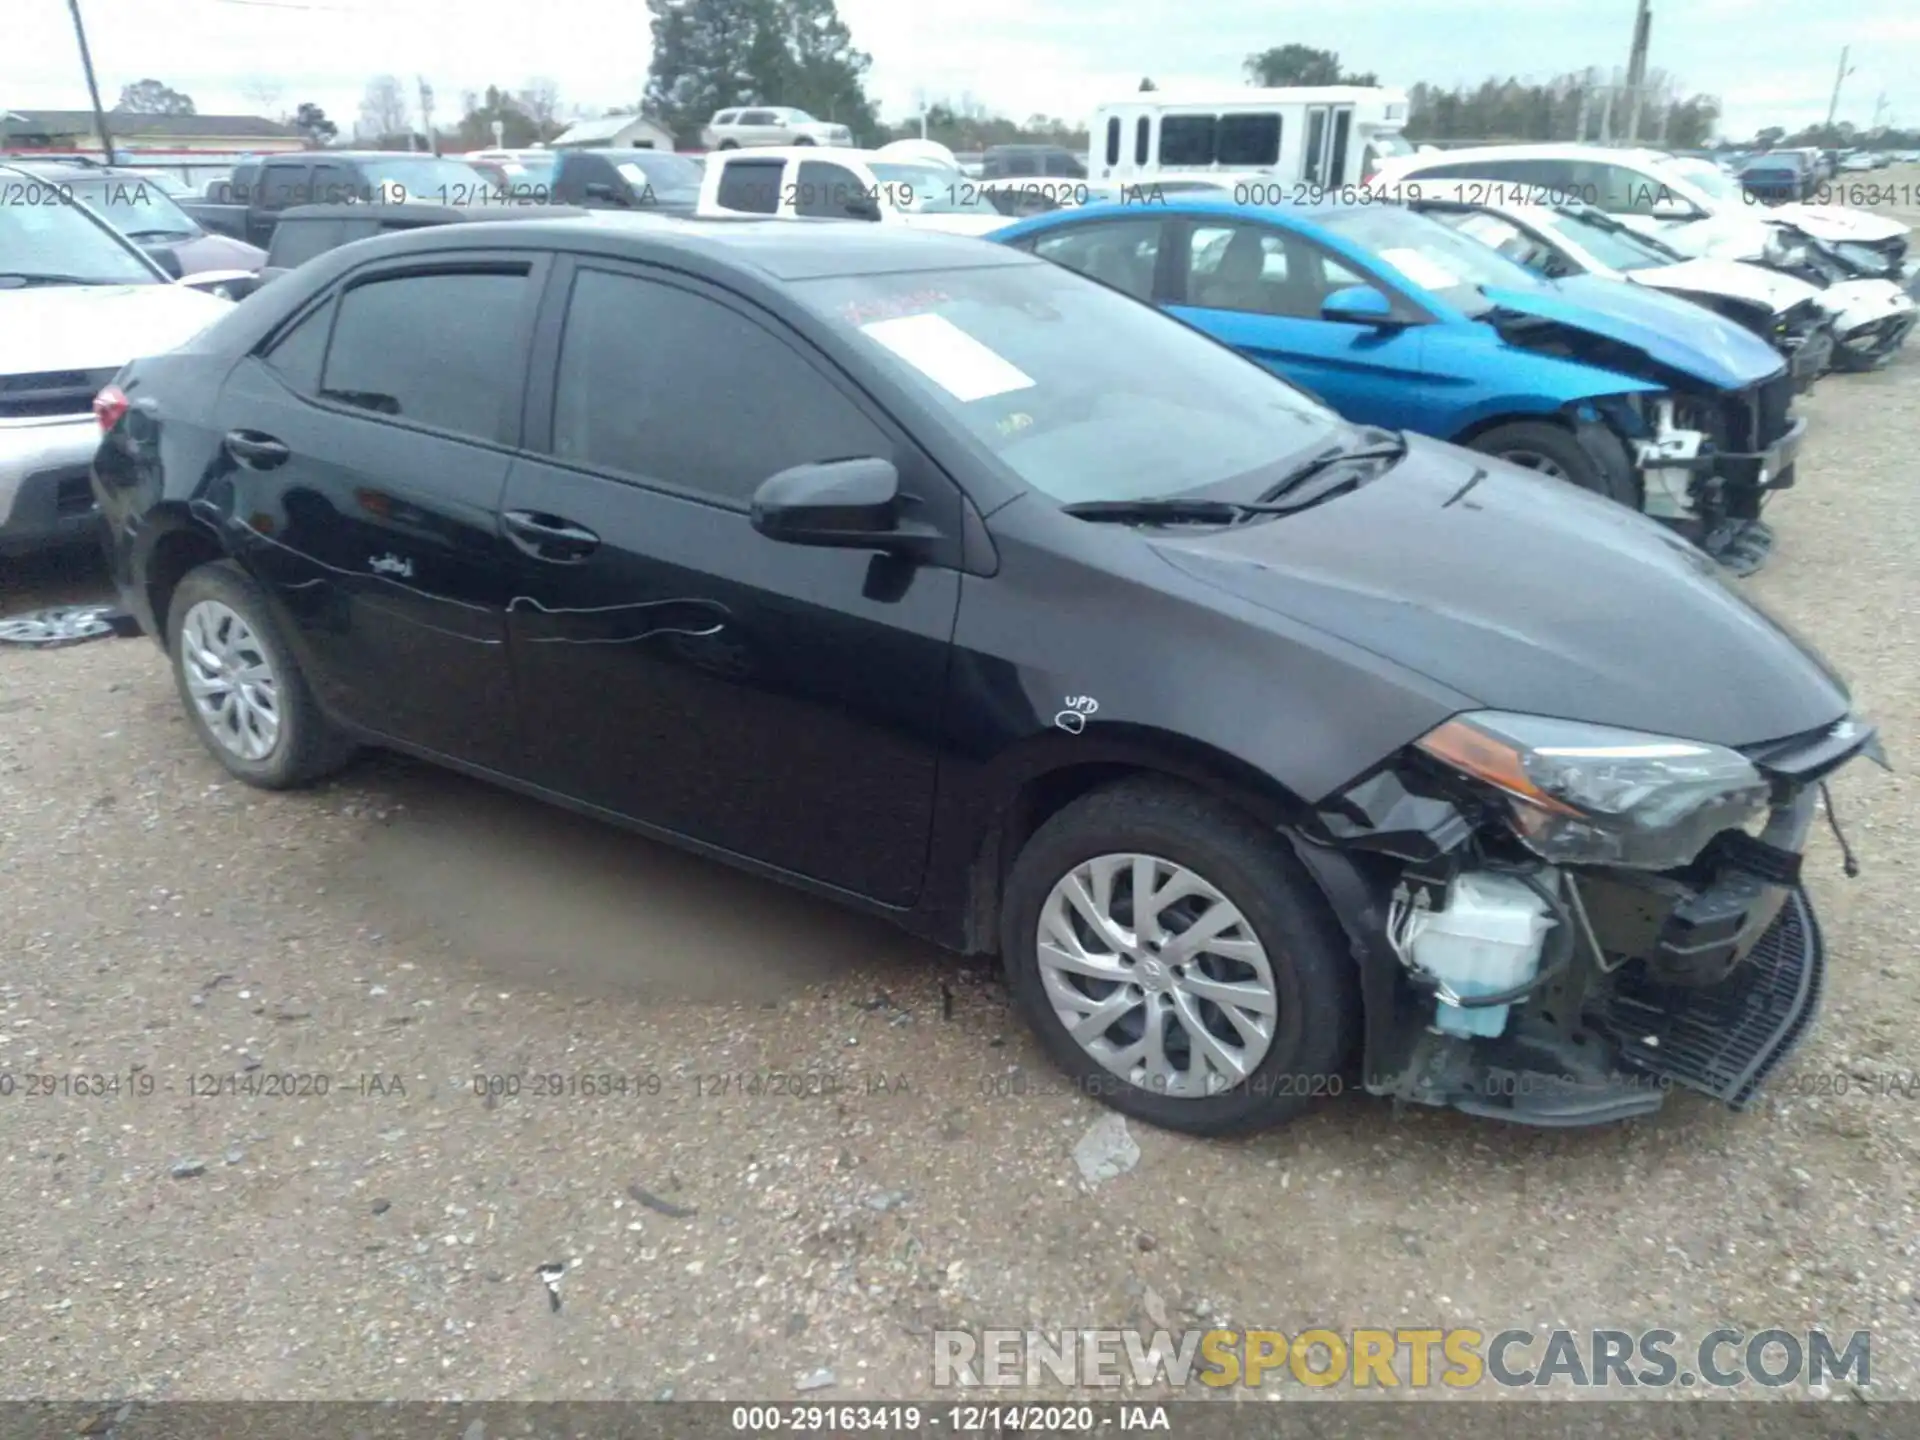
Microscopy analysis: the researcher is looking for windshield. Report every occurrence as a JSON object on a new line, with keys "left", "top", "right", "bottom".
{"left": 65, "top": 177, "right": 202, "bottom": 239}
{"left": 795, "top": 261, "right": 1346, "bottom": 505}
{"left": 869, "top": 164, "right": 1003, "bottom": 215}
{"left": 609, "top": 151, "right": 703, "bottom": 201}
{"left": 1534, "top": 204, "right": 1682, "bottom": 271}
{"left": 0, "top": 187, "right": 162, "bottom": 286}
{"left": 1315, "top": 204, "right": 1545, "bottom": 313}
{"left": 357, "top": 157, "right": 499, "bottom": 202}
{"left": 1658, "top": 157, "right": 1739, "bottom": 206}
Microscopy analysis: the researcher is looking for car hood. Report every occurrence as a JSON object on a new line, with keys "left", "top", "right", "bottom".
{"left": 1630, "top": 256, "right": 1821, "bottom": 314}
{"left": 1481, "top": 273, "right": 1787, "bottom": 389}
{"left": 1148, "top": 435, "right": 1849, "bottom": 750}
{"left": 0, "top": 282, "right": 230, "bottom": 375}
{"left": 1766, "top": 203, "right": 1909, "bottom": 244}
{"left": 1816, "top": 277, "right": 1916, "bottom": 330}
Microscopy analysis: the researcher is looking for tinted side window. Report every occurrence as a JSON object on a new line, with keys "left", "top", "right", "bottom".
{"left": 793, "top": 160, "right": 868, "bottom": 218}
{"left": 715, "top": 158, "right": 783, "bottom": 214}
{"left": 319, "top": 270, "right": 529, "bottom": 440}
{"left": 1218, "top": 114, "right": 1281, "bottom": 167}
{"left": 1184, "top": 222, "right": 1369, "bottom": 321}
{"left": 1031, "top": 219, "right": 1165, "bottom": 303}
{"left": 307, "top": 162, "right": 360, "bottom": 204}
{"left": 1043, "top": 151, "right": 1084, "bottom": 177}
{"left": 266, "top": 218, "right": 343, "bottom": 269}
{"left": 549, "top": 268, "right": 891, "bottom": 506}
{"left": 261, "top": 299, "right": 334, "bottom": 393}
{"left": 1134, "top": 118, "right": 1150, "bottom": 165}
{"left": 257, "top": 162, "right": 310, "bottom": 211}
{"left": 714, "top": 110, "right": 738, "bottom": 125}
{"left": 739, "top": 110, "right": 776, "bottom": 126}
{"left": 1104, "top": 118, "right": 1120, "bottom": 167}
{"left": 1159, "top": 116, "right": 1216, "bottom": 166}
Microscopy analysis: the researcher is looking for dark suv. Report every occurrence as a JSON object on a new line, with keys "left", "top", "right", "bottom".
{"left": 548, "top": 149, "right": 704, "bottom": 213}
{"left": 981, "top": 145, "right": 1087, "bottom": 180}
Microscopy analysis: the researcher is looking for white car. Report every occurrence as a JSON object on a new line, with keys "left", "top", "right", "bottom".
{"left": 701, "top": 107, "right": 853, "bottom": 150}
{"left": 696, "top": 147, "right": 1011, "bottom": 236}
{"left": 1392, "top": 179, "right": 1917, "bottom": 382}
{"left": 1370, "top": 143, "right": 1914, "bottom": 284}
{"left": 1838, "top": 153, "right": 1877, "bottom": 173}
{"left": 1, "top": 166, "right": 232, "bottom": 554}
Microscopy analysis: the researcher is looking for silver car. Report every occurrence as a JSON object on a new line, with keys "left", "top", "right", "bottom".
{"left": 701, "top": 106, "right": 852, "bottom": 150}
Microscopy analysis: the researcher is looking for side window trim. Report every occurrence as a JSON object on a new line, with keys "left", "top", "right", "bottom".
{"left": 255, "top": 292, "right": 340, "bottom": 396}
{"left": 268, "top": 250, "right": 549, "bottom": 449}
{"left": 521, "top": 254, "right": 958, "bottom": 523}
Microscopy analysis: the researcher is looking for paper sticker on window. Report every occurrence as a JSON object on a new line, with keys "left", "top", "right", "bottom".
{"left": 860, "top": 313, "right": 1036, "bottom": 402}
{"left": 1378, "top": 247, "right": 1459, "bottom": 291}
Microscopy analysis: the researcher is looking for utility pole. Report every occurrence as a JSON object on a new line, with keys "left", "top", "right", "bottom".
{"left": 1573, "top": 67, "right": 1594, "bottom": 142}
{"left": 1622, "top": 0, "right": 1653, "bottom": 144}
{"left": 416, "top": 77, "right": 436, "bottom": 154}
{"left": 1824, "top": 46, "right": 1853, "bottom": 131}
{"left": 66, "top": 0, "right": 115, "bottom": 163}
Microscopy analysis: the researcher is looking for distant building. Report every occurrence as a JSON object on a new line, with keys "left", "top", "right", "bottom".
{"left": 548, "top": 114, "right": 677, "bottom": 151}
{"left": 0, "top": 109, "right": 304, "bottom": 161}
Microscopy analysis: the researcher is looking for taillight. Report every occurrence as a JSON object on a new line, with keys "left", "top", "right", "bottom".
{"left": 94, "top": 385, "right": 129, "bottom": 433}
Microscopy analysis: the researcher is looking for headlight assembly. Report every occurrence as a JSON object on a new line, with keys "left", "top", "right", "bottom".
{"left": 1416, "top": 710, "right": 1772, "bottom": 870}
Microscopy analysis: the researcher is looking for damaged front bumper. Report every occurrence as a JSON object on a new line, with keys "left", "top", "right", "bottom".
{"left": 1293, "top": 717, "right": 1885, "bottom": 1127}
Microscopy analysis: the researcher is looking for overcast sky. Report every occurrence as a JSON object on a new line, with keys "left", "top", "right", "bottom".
{"left": 4, "top": 0, "right": 1915, "bottom": 141}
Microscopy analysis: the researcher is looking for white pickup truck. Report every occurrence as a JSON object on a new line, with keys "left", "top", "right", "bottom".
{"left": 1, "top": 165, "right": 233, "bottom": 555}
{"left": 696, "top": 147, "right": 1011, "bottom": 236}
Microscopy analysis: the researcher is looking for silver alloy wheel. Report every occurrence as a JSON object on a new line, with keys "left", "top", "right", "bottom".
{"left": 1495, "top": 448, "right": 1571, "bottom": 480}
{"left": 1035, "top": 852, "right": 1279, "bottom": 1098}
{"left": 180, "top": 599, "right": 281, "bottom": 762}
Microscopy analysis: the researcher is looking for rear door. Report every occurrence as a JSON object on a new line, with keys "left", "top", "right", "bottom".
{"left": 497, "top": 258, "right": 963, "bottom": 904}
{"left": 209, "top": 252, "right": 546, "bottom": 769}
{"left": 1164, "top": 217, "right": 1434, "bottom": 426}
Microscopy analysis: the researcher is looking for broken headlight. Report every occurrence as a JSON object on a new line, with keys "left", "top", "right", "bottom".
{"left": 1416, "top": 710, "right": 1771, "bottom": 870}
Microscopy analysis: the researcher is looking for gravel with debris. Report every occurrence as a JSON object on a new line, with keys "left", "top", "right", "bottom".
{"left": 1, "top": 182, "right": 1917, "bottom": 1403}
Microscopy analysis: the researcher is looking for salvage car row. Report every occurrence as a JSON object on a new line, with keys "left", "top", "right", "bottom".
{"left": 0, "top": 140, "right": 1891, "bottom": 1137}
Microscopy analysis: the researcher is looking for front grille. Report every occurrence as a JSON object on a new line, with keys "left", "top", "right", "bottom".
{"left": 1598, "top": 887, "right": 1823, "bottom": 1109}
{"left": 0, "top": 367, "right": 120, "bottom": 420}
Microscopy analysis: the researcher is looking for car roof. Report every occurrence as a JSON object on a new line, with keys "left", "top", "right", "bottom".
{"left": 1395, "top": 143, "right": 1673, "bottom": 167}
{"left": 340, "top": 211, "right": 1036, "bottom": 282}
{"left": 708, "top": 145, "right": 878, "bottom": 164}
{"left": 276, "top": 202, "right": 591, "bottom": 223}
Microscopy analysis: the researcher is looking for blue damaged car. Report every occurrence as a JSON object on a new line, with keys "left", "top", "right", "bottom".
{"left": 993, "top": 196, "right": 1805, "bottom": 574}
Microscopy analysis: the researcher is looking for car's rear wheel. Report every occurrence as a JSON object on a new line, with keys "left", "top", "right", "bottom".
{"left": 167, "top": 561, "right": 356, "bottom": 789}
{"left": 1000, "top": 779, "right": 1359, "bottom": 1136}
{"left": 716, "top": 140, "right": 739, "bottom": 151}
{"left": 793, "top": 136, "right": 816, "bottom": 146}
{"left": 1468, "top": 420, "right": 1638, "bottom": 508}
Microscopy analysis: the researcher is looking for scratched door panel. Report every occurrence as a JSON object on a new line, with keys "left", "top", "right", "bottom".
{"left": 213, "top": 356, "right": 520, "bottom": 767}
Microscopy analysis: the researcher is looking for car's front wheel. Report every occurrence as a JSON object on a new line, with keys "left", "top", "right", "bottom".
{"left": 1468, "top": 420, "right": 1638, "bottom": 507}
{"left": 1001, "top": 779, "right": 1359, "bottom": 1136}
{"left": 716, "top": 140, "right": 739, "bottom": 151}
{"left": 166, "top": 560, "right": 357, "bottom": 789}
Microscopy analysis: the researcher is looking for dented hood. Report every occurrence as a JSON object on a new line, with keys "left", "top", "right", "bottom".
{"left": 1479, "top": 273, "right": 1788, "bottom": 390}
{"left": 1765, "top": 203, "right": 1909, "bottom": 245}
{"left": 1149, "top": 435, "right": 1850, "bottom": 749}
{"left": 1630, "top": 257, "right": 1822, "bottom": 315}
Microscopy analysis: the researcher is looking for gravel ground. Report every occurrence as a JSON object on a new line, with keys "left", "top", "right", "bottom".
{"left": 2, "top": 182, "right": 1918, "bottom": 1406}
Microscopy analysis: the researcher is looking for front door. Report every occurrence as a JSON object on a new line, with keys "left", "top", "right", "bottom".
{"left": 499, "top": 260, "right": 961, "bottom": 905}
{"left": 1165, "top": 218, "right": 1430, "bottom": 425}
{"left": 210, "top": 256, "right": 545, "bottom": 769}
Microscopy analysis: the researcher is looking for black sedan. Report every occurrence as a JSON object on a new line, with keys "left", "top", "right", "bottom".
{"left": 90, "top": 215, "right": 1881, "bottom": 1135}
{"left": 46, "top": 167, "right": 266, "bottom": 278}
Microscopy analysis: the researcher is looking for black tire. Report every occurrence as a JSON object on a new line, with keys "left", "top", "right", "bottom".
{"left": 1468, "top": 420, "right": 1639, "bottom": 508}
{"left": 1829, "top": 333, "right": 1899, "bottom": 372}
{"left": 792, "top": 136, "right": 816, "bottom": 146}
{"left": 1000, "top": 778, "right": 1360, "bottom": 1136}
{"left": 166, "top": 560, "right": 357, "bottom": 790}
{"left": 716, "top": 140, "right": 739, "bottom": 151}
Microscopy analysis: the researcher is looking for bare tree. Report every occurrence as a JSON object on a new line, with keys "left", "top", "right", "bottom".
{"left": 517, "top": 77, "right": 563, "bottom": 139}
{"left": 359, "top": 74, "right": 411, "bottom": 140}
{"left": 240, "top": 77, "right": 285, "bottom": 119}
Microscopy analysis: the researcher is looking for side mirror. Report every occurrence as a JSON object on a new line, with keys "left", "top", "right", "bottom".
{"left": 751, "top": 457, "right": 927, "bottom": 553}
{"left": 1320, "top": 284, "right": 1397, "bottom": 327}
{"left": 152, "top": 248, "right": 184, "bottom": 279}
{"left": 844, "top": 195, "right": 884, "bottom": 222}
